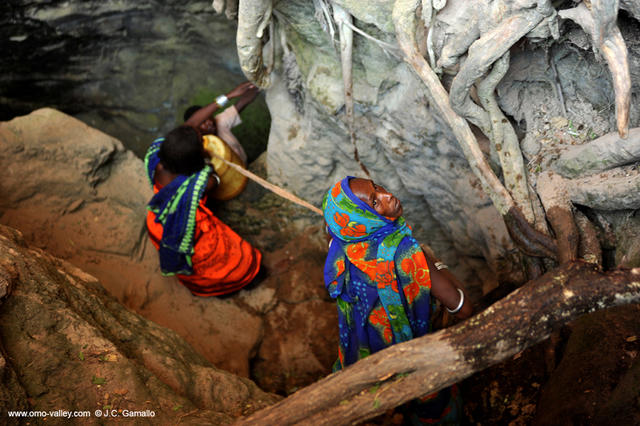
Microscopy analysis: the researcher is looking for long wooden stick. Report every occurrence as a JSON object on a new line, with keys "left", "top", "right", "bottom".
{"left": 212, "top": 153, "right": 323, "bottom": 215}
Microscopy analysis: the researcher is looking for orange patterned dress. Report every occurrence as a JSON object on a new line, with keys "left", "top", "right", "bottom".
{"left": 146, "top": 186, "right": 261, "bottom": 296}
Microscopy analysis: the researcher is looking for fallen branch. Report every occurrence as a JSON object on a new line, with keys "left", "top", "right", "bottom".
{"left": 235, "top": 263, "right": 640, "bottom": 425}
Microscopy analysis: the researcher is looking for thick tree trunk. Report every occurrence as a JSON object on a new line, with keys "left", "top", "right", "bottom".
{"left": 235, "top": 263, "right": 640, "bottom": 425}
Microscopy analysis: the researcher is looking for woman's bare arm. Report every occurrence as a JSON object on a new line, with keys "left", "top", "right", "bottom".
{"left": 423, "top": 248, "right": 473, "bottom": 319}
{"left": 184, "top": 82, "right": 258, "bottom": 128}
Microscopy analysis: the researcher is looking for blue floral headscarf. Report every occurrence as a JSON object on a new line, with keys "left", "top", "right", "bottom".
{"left": 322, "top": 176, "right": 430, "bottom": 346}
{"left": 323, "top": 178, "right": 458, "bottom": 422}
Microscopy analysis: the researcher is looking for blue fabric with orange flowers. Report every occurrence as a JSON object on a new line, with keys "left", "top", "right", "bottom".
{"left": 322, "top": 176, "right": 433, "bottom": 364}
{"left": 322, "top": 176, "right": 460, "bottom": 424}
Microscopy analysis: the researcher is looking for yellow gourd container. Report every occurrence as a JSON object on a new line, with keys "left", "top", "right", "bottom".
{"left": 202, "top": 134, "right": 248, "bottom": 200}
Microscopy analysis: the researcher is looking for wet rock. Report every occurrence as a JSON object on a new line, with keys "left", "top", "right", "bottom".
{"left": 0, "top": 108, "right": 267, "bottom": 376}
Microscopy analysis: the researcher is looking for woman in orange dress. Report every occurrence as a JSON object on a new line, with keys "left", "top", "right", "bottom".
{"left": 144, "top": 125, "right": 261, "bottom": 296}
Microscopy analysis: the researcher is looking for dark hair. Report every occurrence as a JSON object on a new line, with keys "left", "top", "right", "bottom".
{"left": 183, "top": 105, "right": 202, "bottom": 122}
{"left": 158, "top": 126, "right": 205, "bottom": 175}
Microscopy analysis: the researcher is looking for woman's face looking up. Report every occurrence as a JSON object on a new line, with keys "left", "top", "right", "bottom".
{"left": 349, "top": 178, "right": 403, "bottom": 220}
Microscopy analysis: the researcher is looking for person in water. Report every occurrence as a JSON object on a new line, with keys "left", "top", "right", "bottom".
{"left": 323, "top": 176, "right": 473, "bottom": 424}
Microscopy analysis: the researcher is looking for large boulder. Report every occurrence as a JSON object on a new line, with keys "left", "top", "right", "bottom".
{"left": 0, "top": 108, "right": 262, "bottom": 377}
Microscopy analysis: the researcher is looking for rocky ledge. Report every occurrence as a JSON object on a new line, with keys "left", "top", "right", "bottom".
{"left": 0, "top": 223, "right": 279, "bottom": 424}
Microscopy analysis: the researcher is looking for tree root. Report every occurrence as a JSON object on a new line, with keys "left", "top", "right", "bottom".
{"left": 313, "top": 0, "right": 336, "bottom": 42}
{"left": 234, "top": 263, "right": 640, "bottom": 425}
{"left": 537, "top": 171, "right": 579, "bottom": 264}
{"left": 477, "top": 51, "right": 538, "bottom": 227}
{"left": 559, "top": 2, "right": 631, "bottom": 139}
{"left": 393, "top": 0, "right": 556, "bottom": 260}
{"left": 333, "top": 4, "right": 371, "bottom": 178}
{"left": 554, "top": 127, "right": 640, "bottom": 179}
{"left": 567, "top": 166, "right": 640, "bottom": 210}
{"left": 237, "top": 0, "right": 273, "bottom": 88}
{"left": 503, "top": 206, "right": 557, "bottom": 259}
{"left": 575, "top": 209, "right": 603, "bottom": 268}
{"left": 422, "top": 0, "right": 448, "bottom": 70}
{"left": 436, "top": 5, "right": 479, "bottom": 70}
{"left": 339, "top": 18, "right": 401, "bottom": 59}
{"left": 334, "top": 5, "right": 354, "bottom": 146}
{"left": 448, "top": 7, "right": 549, "bottom": 135}
{"left": 265, "top": 20, "right": 276, "bottom": 75}
{"left": 393, "top": 0, "right": 513, "bottom": 215}
{"left": 524, "top": 255, "right": 546, "bottom": 280}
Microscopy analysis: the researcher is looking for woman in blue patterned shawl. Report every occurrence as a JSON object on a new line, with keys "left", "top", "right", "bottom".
{"left": 322, "top": 176, "right": 472, "bottom": 425}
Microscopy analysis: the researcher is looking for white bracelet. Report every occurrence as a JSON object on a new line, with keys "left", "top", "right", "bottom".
{"left": 434, "top": 261, "right": 448, "bottom": 270}
{"left": 212, "top": 173, "right": 221, "bottom": 186}
{"left": 215, "top": 94, "right": 229, "bottom": 107}
{"left": 446, "top": 288, "right": 465, "bottom": 314}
